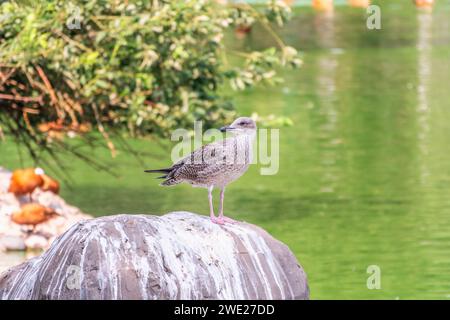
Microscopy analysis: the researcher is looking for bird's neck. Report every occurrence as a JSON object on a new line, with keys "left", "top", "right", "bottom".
{"left": 236, "top": 131, "right": 256, "bottom": 141}
{"left": 235, "top": 133, "right": 254, "bottom": 164}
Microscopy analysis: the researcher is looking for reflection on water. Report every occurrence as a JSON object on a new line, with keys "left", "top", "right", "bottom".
{"left": 416, "top": 10, "right": 432, "bottom": 186}
{"left": 230, "top": 2, "right": 450, "bottom": 299}
{"left": 1, "top": 2, "right": 450, "bottom": 299}
{"left": 314, "top": 11, "right": 339, "bottom": 195}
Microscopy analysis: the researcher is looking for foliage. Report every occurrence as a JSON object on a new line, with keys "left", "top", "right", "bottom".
{"left": 0, "top": 0, "right": 300, "bottom": 171}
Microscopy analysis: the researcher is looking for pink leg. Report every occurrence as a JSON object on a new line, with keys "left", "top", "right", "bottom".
{"left": 218, "top": 187, "right": 236, "bottom": 224}
{"left": 209, "top": 186, "right": 224, "bottom": 225}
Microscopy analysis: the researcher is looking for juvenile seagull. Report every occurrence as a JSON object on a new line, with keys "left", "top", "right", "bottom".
{"left": 145, "top": 117, "right": 257, "bottom": 224}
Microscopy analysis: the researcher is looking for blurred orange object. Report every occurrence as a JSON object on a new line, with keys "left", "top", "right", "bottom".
{"left": 38, "top": 121, "right": 91, "bottom": 141}
{"left": 11, "top": 203, "right": 57, "bottom": 228}
{"left": 313, "top": 0, "right": 334, "bottom": 11}
{"left": 75, "top": 123, "right": 91, "bottom": 133}
{"left": 415, "top": 0, "right": 434, "bottom": 7}
{"left": 8, "top": 168, "right": 44, "bottom": 199}
{"left": 348, "top": 0, "right": 370, "bottom": 8}
{"left": 37, "top": 121, "right": 64, "bottom": 133}
{"left": 235, "top": 25, "right": 252, "bottom": 39}
{"left": 8, "top": 168, "right": 60, "bottom": 200}
{"left": 41, "top": 174, "right": 60, "bottom": 194}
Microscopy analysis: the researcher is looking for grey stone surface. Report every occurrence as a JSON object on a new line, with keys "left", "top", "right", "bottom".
{"left": 0, "top": 212, "right": 309, "bottom": 300}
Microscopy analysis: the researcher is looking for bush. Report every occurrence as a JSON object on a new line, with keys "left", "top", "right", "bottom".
{"left": 0, "top": 0, "right": 299, "bottom": 168}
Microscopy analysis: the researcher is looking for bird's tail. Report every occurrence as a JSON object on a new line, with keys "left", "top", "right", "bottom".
{"left": 160, "top": 178, "right": 181, "bottom": 186}
{"left": 144, "top": 169, "right": 169, "bottom": 179}
{"left": 144, "top": 168, "right": 172, "bottom": 174}
{"left": 145, "top": 168, "right": 181, "bottom": 186}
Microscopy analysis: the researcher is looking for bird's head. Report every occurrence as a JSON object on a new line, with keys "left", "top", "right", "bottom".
{"left": 220, "top": 117, "right": 257, "bottom": 137}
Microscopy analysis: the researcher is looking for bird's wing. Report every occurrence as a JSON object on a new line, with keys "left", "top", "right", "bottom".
{"left": 170, "top": 138, "right": 233, "bottom": 180}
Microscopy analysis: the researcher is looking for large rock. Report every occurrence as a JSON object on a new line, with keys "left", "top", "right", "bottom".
{"left": 0, "top": 212, "right": 309, "bottom": 300}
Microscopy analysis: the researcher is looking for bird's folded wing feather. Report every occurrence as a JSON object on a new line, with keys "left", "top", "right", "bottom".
{"left": 171, "top": 139, "right": 232, "bottom": 179}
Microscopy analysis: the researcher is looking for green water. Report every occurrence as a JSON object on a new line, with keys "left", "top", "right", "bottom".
{"left": 2, "top": 3, "right": 450, "bottom": 299}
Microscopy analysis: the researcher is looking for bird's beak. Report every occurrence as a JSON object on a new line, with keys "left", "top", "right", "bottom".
{"left": 220, "top": 126, "right": 234, "bottom": 132}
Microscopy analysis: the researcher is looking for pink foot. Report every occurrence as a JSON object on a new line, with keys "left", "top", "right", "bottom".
{"left": 210, "top": 216, "right": 225, "bottom": 225}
